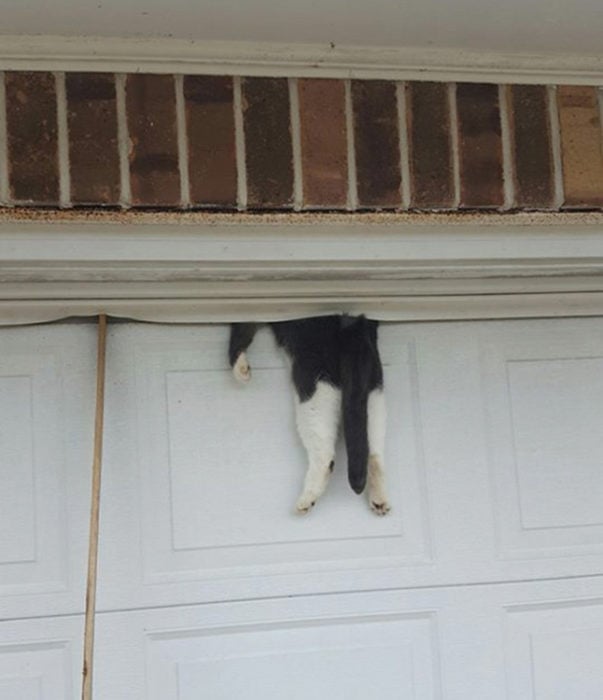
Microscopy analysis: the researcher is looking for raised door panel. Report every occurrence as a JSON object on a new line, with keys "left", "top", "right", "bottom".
{"left": 481, "top": 319, "right": 603, "bottom": 562}
{"left": 0, "top": 325, "right": 94, "bottom": 619}
{"left": 97, "top": 318, "right": 603, "bottom": 610}
{"left": 94, "top": 593, "right": 442, "bottom": 700}
{"left": 98, "top": 323, "right": 431, "bottom": 609}
{"left": 0, "top": 616, "right": 83, "bottom": 700}
{"left": 505, "top": 597, "right": 603, "bottom": 699}
{"left": 94, "top": 576, "right": 603, "bottom": 700}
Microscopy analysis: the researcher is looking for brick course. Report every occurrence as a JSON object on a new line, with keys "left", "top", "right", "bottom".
{"left": 557, "top": 86, "right": 603, "bottom": 208}
{"left": 66, "top": 72, "right": 120, "bottom": 205}
{"left": 184, "top": 75, "right": 237, "bottom": 207}
{"left": 3, "top": 72, "right": 603, "bottom": 213}
{"left": 457, "top": 83, "right": 504, "bottom": 209}
{"left": 126, "top": 74, "right": 180, "bottom": 207}
{"left": 298, "top": 79, "right": 348, "bottom": 208}
{"left": 6, "top": 72, "right": 60, "bottom": 204}
{"left": 352, "top": 80, "right": 402, "bottom": 208}
{"left": 406, "top": 81, "right": 455, "bottom": 209}
{"left": 242, "top": 77, "right": 293, "bottom": 209}
{"left": 508, "top": 85, "right": 555, "bottom": 209}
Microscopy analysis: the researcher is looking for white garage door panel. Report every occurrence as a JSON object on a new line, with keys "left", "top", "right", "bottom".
{"left": 0, "top": 326, "right": 95, "bottom": 619}
{"left": 506, "top": 597, "right": 603, "bottom": 699}
{"left": 482, "top": 324, "right": 603, "bottom": 560}
{"left": 0, "top": 616, "right": 83, "bottom": 700}
{"left": 94, "top": 576, "right": 603, "bottom": 700}
{"left": 94, "top": 593, "right": 441, "bottom": 700}
{"left": 2, "top": 317, "right": 603, "bottom": 698}
{"left": 146, "top": 615, "right": 435, "bottom": 700}
{"left": 97, "top": 319, "right": 603, "bottom": 611}
{"left": 97, "top": 324, "right": 429, "bottom": 610}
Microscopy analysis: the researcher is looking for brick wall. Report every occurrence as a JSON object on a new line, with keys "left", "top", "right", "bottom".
{"left": 2, "top": 72, "right": 603, "bottom": 212}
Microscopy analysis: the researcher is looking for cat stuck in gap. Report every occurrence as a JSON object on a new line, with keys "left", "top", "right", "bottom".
{"left": 229, "top": 315, "right": 390, "bottom": 516}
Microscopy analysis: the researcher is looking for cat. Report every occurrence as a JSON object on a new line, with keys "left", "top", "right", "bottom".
{"left": 228, "top": 315, "right": 390, "bottom": 515}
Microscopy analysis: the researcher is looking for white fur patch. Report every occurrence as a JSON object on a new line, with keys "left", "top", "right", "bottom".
{"left": 233, "top": 352, "right": 251, "bottom": 383}
{"left": 294, "top": 381, "right": 341, "bottom": 513}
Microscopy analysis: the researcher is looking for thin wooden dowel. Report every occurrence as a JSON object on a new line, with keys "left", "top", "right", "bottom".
{"left": 82, "top": 314, "right": 108, "bottom": 700}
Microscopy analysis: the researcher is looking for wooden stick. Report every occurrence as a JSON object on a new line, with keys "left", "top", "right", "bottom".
{"left": 82, "top": 314, "right": 108, "bottom": 700}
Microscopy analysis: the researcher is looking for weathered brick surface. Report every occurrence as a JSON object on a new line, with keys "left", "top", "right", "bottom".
{"left": 457, "top": 83, "right": 504, "bottom": 208}
{"left": 126, "top": 74, "right": 180, "bottom": 206}
{"left": 5, "top": 72, "right": 59, "bottom": 204}
{"left": 3, "top": 71, "right": 603, "bottom": 214}
{"left": 298, "top": 79, "right": 348, "bottom": 208}
{"left": 243, "top": 77, "right": 293, "bottom": 209}
{"left": 184, "top": 75, "right": 237, "bottom": 207}
{"left": 557, "top": 86, "right": 603, "bottom": 208}
{"left": 508, "top": 85, "right": 555, "bottom": 209}
{"left": 407, "top": 82, "right": 454, "bottom": 209}
{"left": 66, "top": 73, "right": 120, "bottom": 205}
{"left": 352, "top": 80, "right": 401, "bottom": 208}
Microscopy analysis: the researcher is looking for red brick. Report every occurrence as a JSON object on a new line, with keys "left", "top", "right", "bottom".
{"left": 184, "top": 75, "right": 237, "bottom": 208}
{"left": 508, "top": 85, "right": 555, "bottom": 209}
{"left": 457, "top": 83, "right": 504, "bottom": 208}
{"left": 407, "top": 82, "right": 454, "bottom": 209}
{"left": 352, "top": 80, "right": 401, "bottom": 208}
{"left": 557, "top": 86, "right": 603, "bottom": 208}
{"left": 66, "top": 73, "right": 120, "bottom": 205}
{"left": 242, "top": 78, "right": 293, "bottom": 209}
{"left": 298, "top": 79, "right": 348, "bottom": 208}
{"left": 126, "top": 74, "right": 180, "bottom": 206}
{"left": 5, "top": 72, "right": 59, "bottom": 204}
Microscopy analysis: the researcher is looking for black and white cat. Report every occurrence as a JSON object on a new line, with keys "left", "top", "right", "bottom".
{"left": 229, "top": 315, "right": 390, "bottom": 515}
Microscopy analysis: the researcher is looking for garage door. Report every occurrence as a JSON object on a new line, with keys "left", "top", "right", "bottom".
{"left": 2, "top": 318, "right": 603, "bottom": 699}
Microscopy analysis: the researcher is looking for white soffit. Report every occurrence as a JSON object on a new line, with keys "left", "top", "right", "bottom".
{"left": 0, "top": 35, "right": 602, "bottom": 84}
{"left": 1, "top": 217, "right": 603, "bottom": 325}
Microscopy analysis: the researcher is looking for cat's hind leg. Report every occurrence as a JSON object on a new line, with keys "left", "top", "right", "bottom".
{"left": 295, "top": 381, "right": 341, "bottom": 514}
{"left": 367, "top": 388, "right": 390, "bottom": 515}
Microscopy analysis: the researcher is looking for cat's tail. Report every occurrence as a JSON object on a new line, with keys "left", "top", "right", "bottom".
{"left": 340, "top": 316, "right": 376, "bottom": 495}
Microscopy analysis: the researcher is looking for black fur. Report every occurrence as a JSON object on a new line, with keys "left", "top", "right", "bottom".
{"left": 229, "top": 315, "right": 383, "bottom": 494}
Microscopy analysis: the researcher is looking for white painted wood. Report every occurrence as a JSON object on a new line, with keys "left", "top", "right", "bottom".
{"left": 232, "top": 76, "right": 247, "bottom": 212}
{"left": 93, "top": 577, "right": 603, "bottom": 700}
{"left": 115, "top": 73, "right": 131, "bottom": 209}
{"left": 54, "top": 71, "right": 71, "bottom": 210}
{"left": 93, "top": 317, "right": 603, "bottom": 615}
{"left": 0, "top": 73, "right": 9, "bottom": 207}
{"left": 344, "top": 79, "right": 358, "bottom": 212}
{"left": 95, "top": 323, "right": 428, "bottom": 611}
{"left": 481, "top": 323, "right": 603, "bottom": 559}
{"left": 396, "top": 82, "right": 411, "bottom": 211}
{"left": 506, "top": 597, "right": 603, "bottom": 699}
{"left": 0, "top": 324, "right": 95, "bottom": 619}
{"left": 0, "top": 36, "right": 603, "bottom": 85}
{"left": 2, "top": 316, "right": 603, "bottom": 696}
{"left": 0, "top": 615, "right": 83, "bottom": 700}
{"left": 2, "top": 222, "right": 603, "bottom": 324}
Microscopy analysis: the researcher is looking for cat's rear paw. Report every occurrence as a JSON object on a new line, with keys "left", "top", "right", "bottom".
{"left": 233, "top": 352, "right": 251, "bottom": 383}
{"left": 370, "top": 499, "right": 391, "bottom": 516}
{"left": 295, "top": 493, "right": 317, "bottom": 514}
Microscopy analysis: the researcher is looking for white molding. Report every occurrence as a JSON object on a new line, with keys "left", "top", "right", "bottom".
{"left": 1, "top": 35, "right": 603, "bottom": 85}
{"left": 1, "top": 220, "right": 603, "bottom": 324}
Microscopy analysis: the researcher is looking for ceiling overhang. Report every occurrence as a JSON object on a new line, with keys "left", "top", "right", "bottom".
{"left": 0, "top": 36, "right": 601, "bottom": 85}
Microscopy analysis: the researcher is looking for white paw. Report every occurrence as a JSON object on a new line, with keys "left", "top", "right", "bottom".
{"left": 233, "top": 352, "right": 251, "bottom": 383}
{"left": 370, "top": 498, "right": 391, "bottom": 516}
{"left": 295, "top": 492, "right": 318, "bottom": 514}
